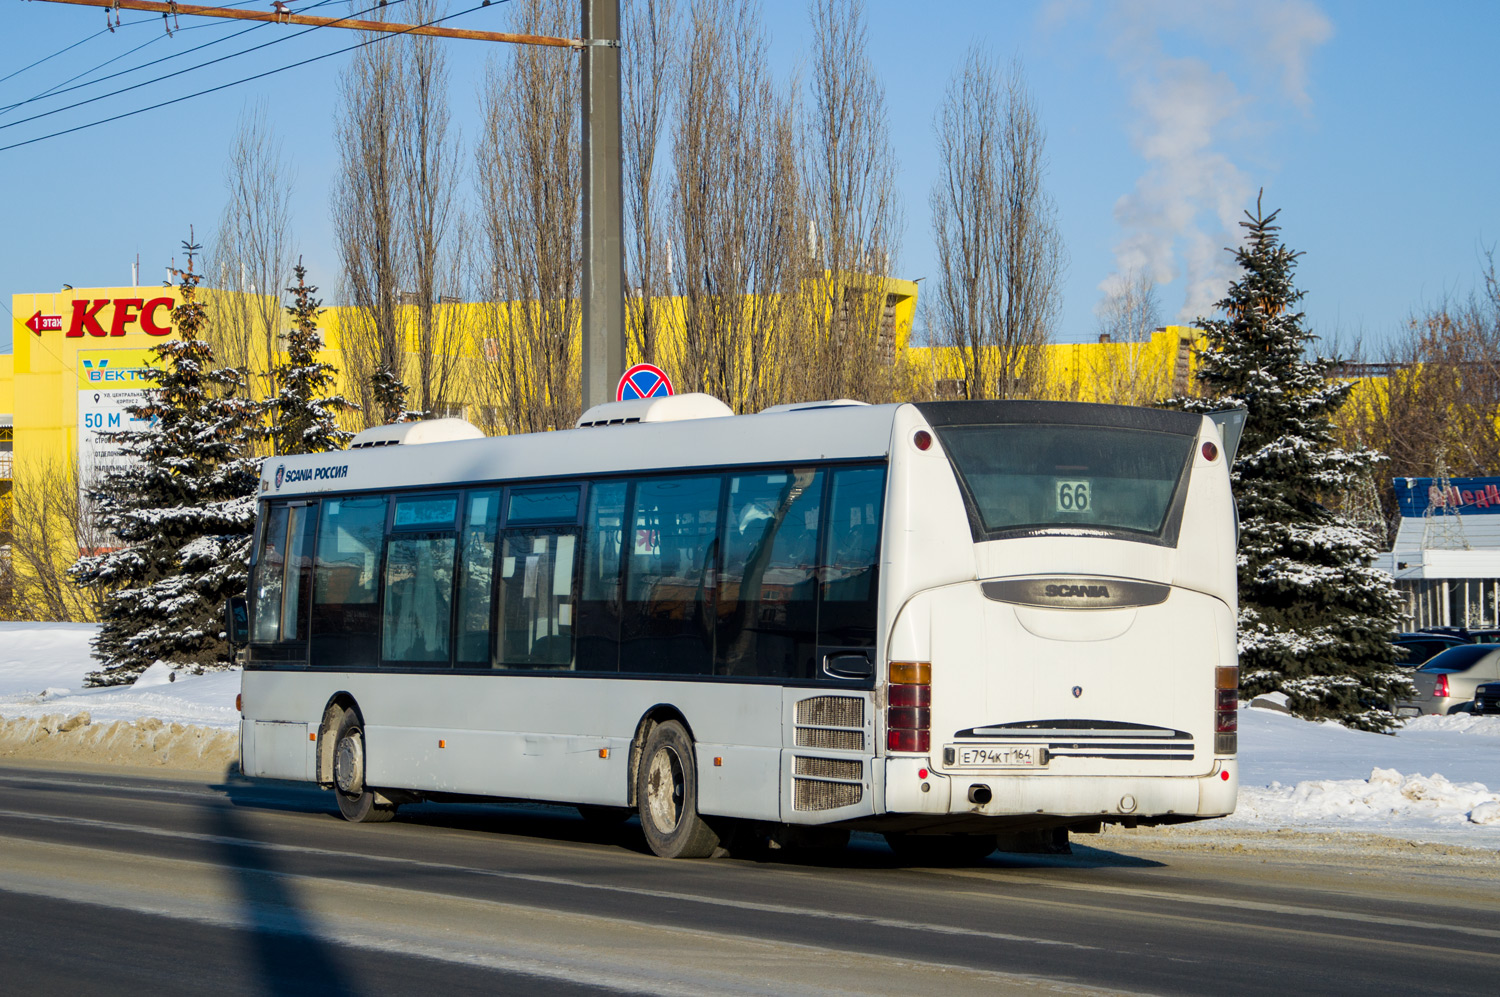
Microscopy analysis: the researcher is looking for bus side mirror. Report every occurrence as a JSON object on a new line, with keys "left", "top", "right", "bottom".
{"left": 225, "top": 596, "right": 249, "bottom": 648}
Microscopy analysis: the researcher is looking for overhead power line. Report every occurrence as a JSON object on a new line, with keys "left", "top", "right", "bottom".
{"left": 0, "top": 2, "right": 530, "bottom": 155}
{"left": 0, "top": 27, "right": 110, "bottom": 86}
{"left": 1, "top": 0, "right": 415, "bottom": 131}
{"left": 0, "top": 0, "right": 354, "bottom": 117}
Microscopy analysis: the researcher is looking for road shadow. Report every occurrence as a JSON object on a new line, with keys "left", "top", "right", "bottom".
{"left": 211, "top": 774, "right": 1164, "bottom": 872}
{"left": 206, "top": 801, "right": 358, "bottom": 995}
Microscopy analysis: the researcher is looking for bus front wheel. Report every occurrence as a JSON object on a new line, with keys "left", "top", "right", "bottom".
{"left": 332, "top": 710, "right": 397, "bottom": 824}
{"left": 637, "top": 720, "right": 719, "bottom": 859}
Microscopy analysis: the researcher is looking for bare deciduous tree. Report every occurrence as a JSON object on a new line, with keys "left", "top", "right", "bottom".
{"left": 475, "top": 0, "right": 581, "bottom": 433}
{"left": 0, "top": 459, "right": 109, "bottom": 622}
{"left": 1059, "top": 268, "right": 1170, "bottom": 405}
{"left": 930, "top": 49, "right": 1065, "bottom": 400}
{"left": 1337, "top": 251, "right": 1500, "bottom": 531}
{"left": 401, "top": 0, "right": 468, "bottom": 418}
{"left": 623, "top": 0, "right": 680, "bottom": 367}
{"left": 795, "top": 0, "right": 902, "bottom": 403}
{"left": 207, "top": 102, "right": 293, "bottom": 446}
{"left": 334, "top": 9, "right": 410, "bottom": 427}
{"left": 665, "top": 0, "right": 802, "bottom": 413}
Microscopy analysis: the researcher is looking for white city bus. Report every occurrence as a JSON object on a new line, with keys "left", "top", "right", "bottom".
{"left": 235, "top": 396, "right": 1241, "bottom": 859}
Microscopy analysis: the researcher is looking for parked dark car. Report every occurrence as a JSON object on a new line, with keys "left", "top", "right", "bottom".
{"left": 1473, "top": 682, "right": 1500, "bottom": 716}
{"left": 1394, "top": 633, "right": 1468, "bottom": 667}
{"left": 1395, "top": 645, "right": 1500, "bottom": 717}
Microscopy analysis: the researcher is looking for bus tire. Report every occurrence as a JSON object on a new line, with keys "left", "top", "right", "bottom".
{"left": 637, "top": 720, "right": 719, "bottom": 859}
{"left": 883, "top": 832, "right": 996, "bottom": 866}
{"left": 332, "top": 710, "right": 397, "bottom": 824}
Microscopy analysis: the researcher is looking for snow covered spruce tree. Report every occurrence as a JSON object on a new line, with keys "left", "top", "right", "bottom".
{"left": 1170, "top": 196, "right": 1409, "bottom": 732}
{"left": 272, "top": 259, "right": 357, "bottom": 455}
{"left": 70, "top": 237, "right": 262, "bottom": 685}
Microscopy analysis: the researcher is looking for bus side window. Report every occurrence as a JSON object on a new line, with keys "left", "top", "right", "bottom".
{"left": 310, "top": 496, "right": 386, "bottom": 668}
{"left": 495, "top": 530, "right": 578, "bottom": 670}
{"left": 251, "top": 505, "right": 290, "bottom": 643}
{"left": 280, "top": 504, "right": 318, "bottom": 642}
{"left": 382, "top": 534, "right": 457, "bottom": 665}
{"left": 576, "top": 481, "right": 626, "bottom": 672}
{"left": 819, "top": 466, "right": 886, "bottom": 653}
{"left": 621, "top": 475, "right": 722, "bottom": 676}
{"left": 382, "top": 493, "right": 459, "bottom": 667}
{"left": 717, "top": 469, "right": 822, "bottom": 679}
{"left": 455, "top": 490, "right": 501, "bottom": 667}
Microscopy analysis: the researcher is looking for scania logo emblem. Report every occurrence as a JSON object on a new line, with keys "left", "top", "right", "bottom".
{"left": 1045, "top": 584, "right": 1111, "bottom": 598}
{"left": 1072, "top": 685, "right": 1083, "bottom": 698}
{"left": 274, "top": 464, "right": 285, "bottom": 490}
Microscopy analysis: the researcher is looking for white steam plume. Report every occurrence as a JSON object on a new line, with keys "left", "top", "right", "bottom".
{"left": 1084, "top": 1, "right": 1332, "bottom": 322}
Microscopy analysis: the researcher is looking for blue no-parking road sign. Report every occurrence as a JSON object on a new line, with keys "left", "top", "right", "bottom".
{"left": 616, "top": 363, "right": 675, "bottom": 402}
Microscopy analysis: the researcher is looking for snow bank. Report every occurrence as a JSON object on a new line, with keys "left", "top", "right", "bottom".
{"left": 0, "top": 712, "right": 238, "bottom": 772}
{"left": 1236, "top": 767, "right": 1500, "bottom": 828}
{"left": 0, "top": 622, "right": 239, "bottom": 772}
{"left": 0, "top": 624, "right": 239, "bottom": 729}
{"left": 1225, "top": 704, "right": 1500, "bottom": 845}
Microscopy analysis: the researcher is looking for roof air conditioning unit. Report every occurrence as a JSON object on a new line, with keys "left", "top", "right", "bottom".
{"left": 576, "top": 393, "right": 734, "bottom": 428}
{"left": 349, "top": 418, "right": 485, "bottom": 449}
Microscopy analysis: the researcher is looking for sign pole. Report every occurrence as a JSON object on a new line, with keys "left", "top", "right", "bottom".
{"left": 580, "top": 0, "right": 625, "bottom": 412}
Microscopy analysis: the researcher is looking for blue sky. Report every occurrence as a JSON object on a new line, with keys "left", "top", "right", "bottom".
{"left": 1, "top": 0, "right": 1496, "bottom": 355}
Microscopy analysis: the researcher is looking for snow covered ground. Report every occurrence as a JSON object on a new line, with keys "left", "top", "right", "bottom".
{"left": 0, "top": 622, "right": 239, "bottom": 729}
{"left": 1, "top": 622, "right": 1497, "bottom": 847}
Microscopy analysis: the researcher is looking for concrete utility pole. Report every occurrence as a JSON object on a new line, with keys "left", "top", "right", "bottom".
{"left": 580, "top": 0, "right": 625, "bottom": 410}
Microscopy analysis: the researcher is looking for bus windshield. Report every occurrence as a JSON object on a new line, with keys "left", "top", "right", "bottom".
{"left": 937, "top": 423, "right": 1195, "bottom": 543}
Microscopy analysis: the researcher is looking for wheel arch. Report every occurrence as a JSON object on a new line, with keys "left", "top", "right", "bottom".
{"left": 316, "top": 692, "right": 360, "bottom": 787}
{"left": 626, "top": 704, "right": 696, "bottom": 807}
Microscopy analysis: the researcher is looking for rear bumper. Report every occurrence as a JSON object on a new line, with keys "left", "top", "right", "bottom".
{"left": 1394, "top": 697, "right": 1467, "bottom": 717}
{"left": 884, "top": 756, "right": 1237, "bottom": 821}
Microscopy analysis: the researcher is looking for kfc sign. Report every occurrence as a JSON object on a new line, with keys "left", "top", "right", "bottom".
{"left": 64, "top": 297, "right": 174, "bottom": 337}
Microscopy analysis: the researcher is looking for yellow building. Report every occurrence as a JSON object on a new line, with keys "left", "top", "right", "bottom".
{"left": 2, "top": 283, "right": 1209, "bottom": 507}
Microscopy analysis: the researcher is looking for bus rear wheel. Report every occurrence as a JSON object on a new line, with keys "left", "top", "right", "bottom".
{"left": 884, "top": 832, "right": 997, "bottom": 866}
{"left": 331, "top": 710, "right": 397, "bottom": 824}
{"left": 637, "top": 720, "right": 719, "bottom": 859}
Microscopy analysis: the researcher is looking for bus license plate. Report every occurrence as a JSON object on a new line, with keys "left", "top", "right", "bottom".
{"left": 950, "top": 744, "right": 1047, "bottom": 768}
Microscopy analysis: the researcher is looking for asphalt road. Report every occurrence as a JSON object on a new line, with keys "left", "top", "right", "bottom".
{"left": 0, "top": 761, "right": 1496, "bottom": 996}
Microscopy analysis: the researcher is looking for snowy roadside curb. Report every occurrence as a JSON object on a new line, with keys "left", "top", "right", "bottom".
{"left": 0, "top": 712, "right": 239, "bottom": 774}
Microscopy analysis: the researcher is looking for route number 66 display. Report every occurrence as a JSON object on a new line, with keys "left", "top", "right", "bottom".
{"left": 1055, "top": 479, "right": 1091, "bottom": 513}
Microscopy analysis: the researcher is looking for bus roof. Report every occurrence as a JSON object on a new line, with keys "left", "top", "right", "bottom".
{"left": 259, "top": 399, "right": 1213, "bottom": 499}
{"left": 261, "top": 402, "right": 905, "bottom": 497}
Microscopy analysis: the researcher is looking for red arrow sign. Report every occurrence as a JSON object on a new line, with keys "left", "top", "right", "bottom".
{"left": 25, "top": 311, "right": 63, "bottom": 335}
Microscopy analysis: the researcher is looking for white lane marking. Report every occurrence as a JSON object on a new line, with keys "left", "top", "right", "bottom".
{"left": 0, "top": 808, "right": 1095, "bottom": 951}
{"left": 929, "top": 869, "right": 1500, "bottom": 941}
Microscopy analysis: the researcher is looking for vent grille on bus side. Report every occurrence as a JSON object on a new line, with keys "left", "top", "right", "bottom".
{"left": 793, "top": 756, "right": 863, "bottom": 780}
{"left": 793, "top": 695, "right": 865, "bottom": 751}
{"left": 795, "top": 728, "right": 864, "bottom": 751}
{"left": 796, "top": 696, "right": 864, "bottom": 728}
{"left": 793, "top": 777, "right": 863, "bottom": 811}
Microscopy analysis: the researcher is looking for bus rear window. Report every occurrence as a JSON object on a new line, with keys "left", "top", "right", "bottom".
{"left": 936, "top": 424, "right": 1195, "bottom": 544}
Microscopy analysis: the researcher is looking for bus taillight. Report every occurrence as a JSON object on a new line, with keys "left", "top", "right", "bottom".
{"left": 888, "top": 661, "right": 932, "bottom": 753}
{"left": 1214, "top": 665, "right": 1238, "bottom": 754}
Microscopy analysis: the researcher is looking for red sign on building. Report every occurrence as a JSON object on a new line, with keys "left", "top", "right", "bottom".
{"left": 24, "top": 311, "right": 63, "bottom": 335}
